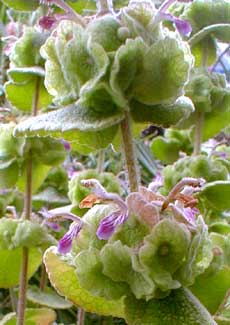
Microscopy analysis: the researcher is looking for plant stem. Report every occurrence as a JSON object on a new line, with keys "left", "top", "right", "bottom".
{"left": 97, "top": 150, "right": 105, "bottom": 173}
{"left": 120, "top": 111, "right": 139, "bottom": 192}
{"left": 96, "top": 0, "right": 114, "bottom": 15}
{"left": 40, "top": 263, "right": 47, "bottom": 291}
{"left": 193, "top": 111, "right": 204, "bottom": 156}
{"left": 77, "top": 308, "right": 85, "bottom": 325}
{"left": 17, "top": 77, "right": 40, "bottom": 325}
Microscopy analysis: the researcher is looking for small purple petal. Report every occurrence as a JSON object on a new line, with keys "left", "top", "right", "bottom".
{"left": 174, "top": 17, "right": 192, "bottom": 36}
{"left": 58, "top": 222, "right": 81, "bottom": 254}
{"left": 96, "top": 211, "right": 128, "bottom": 240}
{"left": 159, "top": 12, "right": 192, "bottom": 36}
{"left": 60, "top": 139, "right": 71, "bottom": 151}
{"left": 45, "top": 221, "right": 60, "bottom": 232}
{"left": 148, "top": 172, "right": 164, "bottom": 192}
{"left": 183, "top": 207, "right": 198, "bottom": 222}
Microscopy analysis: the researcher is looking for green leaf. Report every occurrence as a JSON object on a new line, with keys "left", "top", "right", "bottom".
{"left": 132, "top": 35, "right": 193, "bottom": 105}
{"left": 1, "top": 0, "right": 39, "bottom": 11}
{"left": 8, "top": 67, "right": 45, "bottom": 81}
{"left": 0, "top": 218, "right": 55, "bottom": 250}
{"left": 178, "top": 217, "right": 213, "bottom": 287}
{"left": 110, "top": 37, "right": 145, "bottom": 104}
{"left": 40, "top": 21, "right": 109, "bottom": 105}
{"left": 86, "top": 15, "right": 122, "bottom": 52}
{"left": 124, "top": 287, "right": 215, "bottom": 325}
{"left": 190, "top": 267, "right": 230, "bottom": 314}
{"left": 131, "top": 96, "right": 194, "bottom": 127}
{"left": 10, "top": 28, "right": 45, "bottom": 67}
{"left": 75, "top": 247, "right": 128, "bottom": 300}
{"left": 139, "top": 219, "right": 190, "bottom": 291}
{"left": 27, "top": 286, "right": 73, "bottom": 309}
{"left": 202, "top": 109, "right": 230, "bottom": 141}
{"left": 44, "top": 246, "right": 125, "bottom": 317}
{"left": 0, "top": 158, "right": 19, "bottom": 189}
{"left": 0, "top": 248, "right": 42, "bottom": 288}
{"left": 150, "top": 129, "right": 192, "bottom": 164}
{"left": 100, "top": 241, "right": 155, "bottom": 300}
{"left": 184, "top": 0, "right": 230, "bottom": 42}
{"left": 67, "top": 0, "right": 96, "bottom": 14}
{"left": 33, "top": 187, "right": 70, "bottom": 210}
{"left": 190, "top": 36, "right": 216, "bottom": 67}
{"left": 198, "top": 181, "right": 230, "bottom": 211}
{"left": 1, "top": 308, "right": 56, "bottom": 325}
{"left": 5, "top": 76, "right": 52, "bottom": 112}
{"left": 12, "top": 219, "right": 56, "bottom": 248}
{"left": 14, "top": 102, "right": 124, "bottom": 136}
{"left": 16, "top": 162, "right": 51, "bottom": 194}
{"left": 14, "top": 102, "right": 123, "bottom": 154}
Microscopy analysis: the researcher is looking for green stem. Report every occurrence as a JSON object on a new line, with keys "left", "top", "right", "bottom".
{"left": 17, "top": 78, "right": 40, "bottom": 325}
{"left": 97, "top": 150, "right": 105, "bottom": 173}
{"left": 193, "top": 111, "right": 204, "bottom": 156}
{"left": 96, "top": 0, "right": 114, "bottom": 15}
{"left": 120, "top": 111, "right": 139, "bottom": 192}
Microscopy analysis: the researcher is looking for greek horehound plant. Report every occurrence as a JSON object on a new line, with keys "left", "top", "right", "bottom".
{"left": 11, "top": 0, "right": 221, "bottom": 324}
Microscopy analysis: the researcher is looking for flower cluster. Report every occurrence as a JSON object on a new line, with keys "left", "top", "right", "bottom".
{"left": 42, "top": 176, "right": 213, "bottom": 300}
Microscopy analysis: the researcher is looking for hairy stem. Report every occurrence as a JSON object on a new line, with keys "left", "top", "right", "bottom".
{"left": 120, "top": 111, "right": 139, "bottom": 192}
{"left": 17, "top": 78, "right": 39, "bottom": 325}
{"left": 97, "top": 150, "right": 105, "bottom": 173}
{"left": 96, "top": 0, "right": 114, "bottom": 15}
{"left": 193, "top": 111, "right": 204, "bottom": 156}
{"left": 77, "top": 308, "right": 85, "bottom": 325}
{"left": 40, "top": 263, "right": 47, "bottom": 291}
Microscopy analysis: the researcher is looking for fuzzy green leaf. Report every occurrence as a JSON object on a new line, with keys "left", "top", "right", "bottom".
{"left": 10, "top": 28, "right": 45, "bottom": 67}
{"left": 178, "top": 217, "right": 213, "bottom": 286}
{"left": 5, "top": 79, "right": 52, "bottom": 111}
{"left": 44, "top": 246, "right": 125, "bottom": 317}
{"left": 1, "top": 0, "right": 39, "bottom": 11}
{"left": 191, "top": 267, "right": 230, "bottom": 314}
{"left": 184, "top": 0, "right": 230, "bottom": 42}
{"left": 14, "top": 102, "right": 123, "bottom": 136}
{"left": 139, "top": 219, "right": 191, "bottom": 291}
{"left": 0, "top": 218, "right": 55, "bottom": 250}
{"left": 75, "top": 247, "right": 128, "bottom": 300}
{"left": 124, "top": 287, "right": 215, "bottom": 325}
{"left": 27, "top": 286, "right": 73, "bottom": 309}
{"left": 40, "top": 21, "right": 109, "bottom": 105}
{"left": 1, "top": 308, "right": 56, "bottom": 325}
{"left": 131, "top": 96, "right": 194, "bottom": 128}
{"left": 198, "top": 181, "right": 230, "bottom": 211}
{"left": 132, "top": 35, "right": 193, "bottom": 105}
{"left": 100, "top": 240, "right": 155, "bottom": 300}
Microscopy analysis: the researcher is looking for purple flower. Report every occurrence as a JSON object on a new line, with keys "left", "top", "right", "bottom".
{"left": 96, "top": 211, "right": 128, "bottom": 240}
{"left": 81, "top": 179, "right": 128, "bottom": 240}
{"left": 39, "top": 206, "right": 84, "bottom": 254}
{"left": 58, "top": 222, "right": 82, "bottom": 254}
